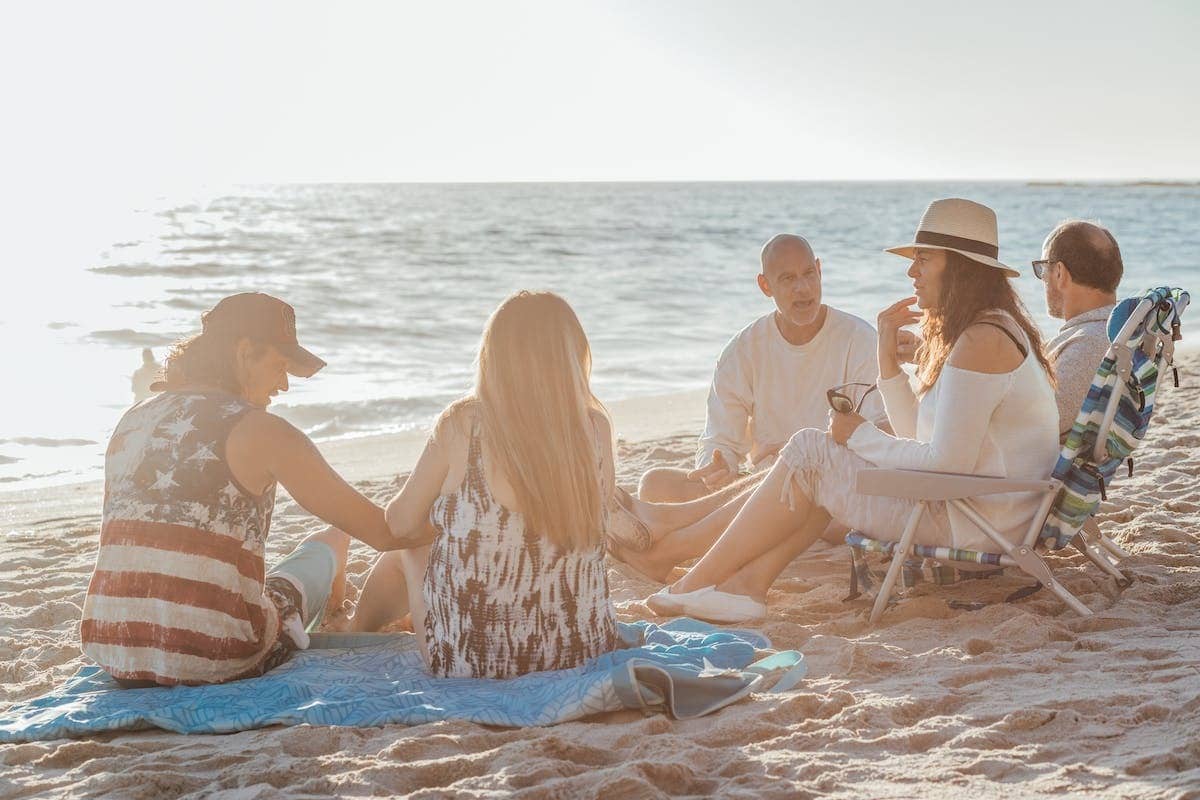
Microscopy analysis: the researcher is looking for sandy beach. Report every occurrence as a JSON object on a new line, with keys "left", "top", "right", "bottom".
{"left": 2, "top": 353, "right": 1198, "bottom": 799}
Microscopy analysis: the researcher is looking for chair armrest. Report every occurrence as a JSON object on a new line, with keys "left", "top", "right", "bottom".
{"left": 855, "top": 468, "right": 1060, "bottom": 501}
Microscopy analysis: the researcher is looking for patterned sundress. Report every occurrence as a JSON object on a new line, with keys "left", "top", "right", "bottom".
{"left": 422, "top": 416, "right": 620, "bottom": 678}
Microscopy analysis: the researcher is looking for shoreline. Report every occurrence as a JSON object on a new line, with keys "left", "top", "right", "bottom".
{"left": 0, "top": 387, "right": 708, "bottom": 529}
{"left": 7, "top": 332, "right": 1199, "bottom": 516}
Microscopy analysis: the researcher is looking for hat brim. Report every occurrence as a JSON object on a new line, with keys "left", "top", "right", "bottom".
{"left": 282, "top": 343, "right": 327, "bottom": 378}
{"left": 885, "top": 244, "right": 1019, "bottom": 278}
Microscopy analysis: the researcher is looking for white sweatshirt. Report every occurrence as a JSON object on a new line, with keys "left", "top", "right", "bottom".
{"left": 846, "top": 319, "right": 1060, "bottom": 551}
{"left": 698, "top": 307, "right": 883, "bottom": 471}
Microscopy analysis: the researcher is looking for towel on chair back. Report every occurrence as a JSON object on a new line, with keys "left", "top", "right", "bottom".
{"left": 1041, "top": 286, "right": 1189, "bottom": 549}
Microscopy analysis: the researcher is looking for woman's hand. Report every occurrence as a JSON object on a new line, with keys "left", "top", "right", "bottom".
{"left": 877, "top": 297, "right": 922, "bottom": 380}
{"left": 896, "top": 329, "right": 920, "bottom": 364}
{"left": 686, "top": 449, "right": 736, "bottom": 491}
{"left": 829, "top": 409, "right": 866, "bottom": 445}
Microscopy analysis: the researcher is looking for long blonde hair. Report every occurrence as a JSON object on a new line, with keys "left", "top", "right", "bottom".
{"left": 441, "top": 291, "right": 608, "bottom": 550}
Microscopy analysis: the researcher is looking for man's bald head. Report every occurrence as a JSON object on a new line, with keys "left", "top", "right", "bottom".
{"left": 756, "top": 233, "right": 823, "bottom": 331}
{"left": 760, "top": 234, "right": 815, "bottom": 275}
{"left": 1043, "top": 220, "right": 1123, "bottom": 293}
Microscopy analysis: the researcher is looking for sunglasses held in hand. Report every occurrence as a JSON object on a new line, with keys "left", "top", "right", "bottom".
{"left": 826, "top": 382, "right": 877, "bottom": 414}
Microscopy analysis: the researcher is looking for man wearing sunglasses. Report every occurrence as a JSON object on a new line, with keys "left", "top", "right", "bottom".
{"left": 1034, "top": 220, "right": 1123, "bottom": 440}
{"left": 638, "top": 233, "right": 890, "bottom": 503}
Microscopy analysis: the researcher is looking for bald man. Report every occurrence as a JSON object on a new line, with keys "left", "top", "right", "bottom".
{"left": 639, "top": 234, "right": 886, "bottom": 502}
{"left": 1035, "top": 220, "right": 1123, "bottom": 439}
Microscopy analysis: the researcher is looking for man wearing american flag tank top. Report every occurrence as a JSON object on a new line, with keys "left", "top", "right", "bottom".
{"left": 80, "top": 293, "right": 423, "bottom": 686}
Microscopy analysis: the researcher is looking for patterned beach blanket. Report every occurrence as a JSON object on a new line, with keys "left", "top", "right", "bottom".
{"left": 0, "top": 620, "right": 804, "bottom": 743}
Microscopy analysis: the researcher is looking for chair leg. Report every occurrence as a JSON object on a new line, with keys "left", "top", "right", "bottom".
{"left": 869, "top": 504, "right": 924, "bottom": 624}
{"left": 953, "top": 499, "right": 1094, "bottom": 617}
{"left": 1098, "top": 534, "right": 1132, "bottom": 561}
{"left": 1008, "top": 545, "right": 1094, "bottom": 617}
{"left": 1084, "top": 517, "right": 1131, "bottom": 560}
{"left": 1073, "top": 534, "right": 1128, "bottom": 584}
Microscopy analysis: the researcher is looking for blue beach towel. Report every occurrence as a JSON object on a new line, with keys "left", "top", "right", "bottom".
{"left": 0, "top": 620, "right": 805, "bottom": 743}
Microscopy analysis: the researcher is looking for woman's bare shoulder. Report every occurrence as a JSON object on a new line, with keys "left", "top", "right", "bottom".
{"left": 949, "top": 324, "right": 1023, "bottom": 374}
{"left": 433, "top": 397, "right": 478, "bottom": 447}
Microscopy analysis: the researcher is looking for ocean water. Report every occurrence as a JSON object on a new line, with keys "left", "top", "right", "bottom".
{"left": 2, "top": 182, "right": 1196, "bottom": 491}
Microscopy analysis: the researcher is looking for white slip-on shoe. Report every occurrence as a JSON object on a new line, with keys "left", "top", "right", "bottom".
{"left": 679, "top": 588, "right": 767, "bottom": 624}
{"left": 646, "top": 585, "right": 715, "bottom": 617}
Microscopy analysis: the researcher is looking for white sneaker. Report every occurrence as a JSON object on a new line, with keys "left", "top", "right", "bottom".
{"left": 646, "top": 585, "right": 715, "bottom": 617}
{"left": 679, "top": 588, "right": 767, "bottom": 624}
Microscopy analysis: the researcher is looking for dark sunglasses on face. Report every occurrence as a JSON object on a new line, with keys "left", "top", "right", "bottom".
{"left": 827, "top": 382, "right": 877, "bottom": 414}
{"left": 1031, "top": 259, "right": 1073, "bottom": 281}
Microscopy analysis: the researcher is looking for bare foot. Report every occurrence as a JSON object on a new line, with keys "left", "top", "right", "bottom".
{"left": 608, "top": 538, "right": 679, "bottom": 584}
{"left": 321, "top": 599, "right": 356, "bottom": 632}
{"left": 380, "top": 612, "right": 414, "bottom": 634}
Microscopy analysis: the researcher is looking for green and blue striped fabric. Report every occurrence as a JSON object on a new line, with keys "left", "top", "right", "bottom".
{"left": 1040, "top": 287, "right": 1190, "bottom": 549}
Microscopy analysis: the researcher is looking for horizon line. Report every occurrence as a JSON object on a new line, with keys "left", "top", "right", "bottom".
{"left": 221, "top": 177, "right": 1200, "bottom": 187}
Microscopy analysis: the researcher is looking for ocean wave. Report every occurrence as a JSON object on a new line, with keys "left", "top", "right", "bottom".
{"left": 89, "top": 262, "right": 257, "bottom": 278}
{"left": 0, "top": 437, "right": 99, "bottom": 447}
{"left": 163, "top": 296, "right": 213, "bottom": 311}
{"left": 1027, "top": 180, "right": 1200, "bottom": 188}
{"left": 162, "top": 243, "right": 273, "bottom": 256}
{"left": 86, "top": 329, "right": 178, "bottom": 347}
{"left": 0, "top": 469, "right": 72, "bottom": 484}
{"left": 318, "top": 321, "right": 410, "bottom": 339}
{"left": 273, "top": 395, "right": 453, "bottom": 441}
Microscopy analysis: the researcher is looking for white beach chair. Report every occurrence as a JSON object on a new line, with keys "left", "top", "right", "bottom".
{"left": 846, "top": 286, "right": 1190, "bottom": 623}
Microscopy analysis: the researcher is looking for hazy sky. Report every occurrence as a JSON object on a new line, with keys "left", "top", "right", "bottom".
{"left": 3, "top": 0, "right": 1199, "bottom": 187}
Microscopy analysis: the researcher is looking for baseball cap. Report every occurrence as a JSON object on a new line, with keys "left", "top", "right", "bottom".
{"left": 201, "top": 293, "right": 327, "bottom": 378}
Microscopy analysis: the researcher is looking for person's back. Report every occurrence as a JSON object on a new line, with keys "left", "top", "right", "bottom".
{"left": 82, "top": 390, "right": 279, "bottom": 684}
{"left": 423, "top": 401, "right": 618, "bottom": 678}
{"left": 360, "top": 291, "right": 621, "bottom": 679}
{"left": 81, "top": 293, "right": 405, "bottom": 686}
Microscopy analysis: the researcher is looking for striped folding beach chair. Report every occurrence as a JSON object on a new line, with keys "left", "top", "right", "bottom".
{"left": 845, "top": 286, "right": 1190, "bottom": 622}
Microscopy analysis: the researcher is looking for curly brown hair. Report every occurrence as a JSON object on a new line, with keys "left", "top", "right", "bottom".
{"left": 159, "top": 330, "right": 269, "bottom": 395}
{"left": 915, "top": 251, "right": 1054, "bottom": 394}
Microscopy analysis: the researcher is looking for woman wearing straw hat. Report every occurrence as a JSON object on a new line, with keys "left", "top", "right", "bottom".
{"left": 639, "top": 198, "right": 1062, "bottom": 623}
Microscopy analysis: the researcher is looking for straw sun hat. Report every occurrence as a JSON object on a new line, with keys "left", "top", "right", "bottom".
{"left": 886, "top": 198, "right": 1018, "bottom": 278}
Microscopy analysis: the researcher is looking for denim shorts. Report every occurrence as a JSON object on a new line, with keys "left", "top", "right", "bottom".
{"left": 266, "top": 540, "right": 337, "bottom": 628}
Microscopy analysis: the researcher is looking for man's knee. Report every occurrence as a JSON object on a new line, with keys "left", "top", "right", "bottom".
{"left": 638, "top": 467, "right": 700, "bottom": 503}
{"left": 307, "top": 526, "right": 350, "bottom": 562}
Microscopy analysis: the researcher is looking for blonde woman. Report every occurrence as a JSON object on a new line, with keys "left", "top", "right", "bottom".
{"left": 352, "top": 291, "right": 625, "bottom": 678}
